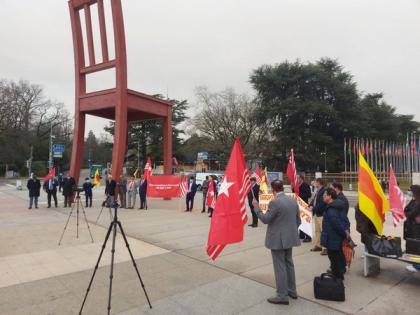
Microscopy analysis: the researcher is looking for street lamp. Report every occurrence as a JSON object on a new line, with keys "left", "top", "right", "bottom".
{"left": 320, "top": 145, "right": 327, "bottom": 173}
{"left": 49, "top": 123, "right": 56, "bottom": 171}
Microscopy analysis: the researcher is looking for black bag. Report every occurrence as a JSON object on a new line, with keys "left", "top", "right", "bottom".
{"left": 313, "top": 273, "right": 345, "bottom": 302}
{"left": 404, "top": 221, "right": 420, "bottom": 240}
{"left": 406, "top": 238, "right": 420, "bottom": 256}
{"left": 367, "top": 235, "right": 402, "bottom": 258}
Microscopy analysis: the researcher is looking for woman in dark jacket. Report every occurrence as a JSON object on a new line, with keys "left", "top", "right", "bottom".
{"left": 321, "top": 188, "right": 349, "bottom": 279}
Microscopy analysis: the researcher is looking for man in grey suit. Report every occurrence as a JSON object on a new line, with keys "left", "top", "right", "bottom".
{"left": 253, "top": 180, "right": 301, "bottom": 305}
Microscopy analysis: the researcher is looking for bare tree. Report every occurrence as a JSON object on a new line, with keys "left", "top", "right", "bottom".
{"left": 193, "top": 86, "right": 268, "bottom": 158}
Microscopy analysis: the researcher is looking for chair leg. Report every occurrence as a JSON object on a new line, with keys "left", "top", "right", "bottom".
{"left": 69, "top": 112, "right": 86, "bottom": 183}
{"left": 111, "top": 106, "right": 128, "bottom": 182}
{"left": 163, "top": 115, "right": 172, "bottom": 175}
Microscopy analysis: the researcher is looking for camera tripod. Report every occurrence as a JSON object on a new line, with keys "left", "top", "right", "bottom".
{"left": 79, "top": 203, "right": 152, "bottom": 314}
{"left": 58, "top": 190, "right": 94, "bottom": 245}
{"left": 95, "top": 195, "right": 113, "bottom": 223}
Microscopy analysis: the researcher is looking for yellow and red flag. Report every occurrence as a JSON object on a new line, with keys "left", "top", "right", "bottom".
{"left": 259, "top": 167, "right": 268, "bottom": 194}
{"left": 94, "top": 168, "right": 101, "bottom": 187}
{"left": 358, "top": 151, "right": 389, "bottom": 235}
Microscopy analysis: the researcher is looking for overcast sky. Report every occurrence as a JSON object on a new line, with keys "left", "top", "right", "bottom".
{"left": 1, "top": 0, "right": 419, "bottom": 137}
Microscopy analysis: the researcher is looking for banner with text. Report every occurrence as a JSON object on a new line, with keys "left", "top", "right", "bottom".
{"left": 147, "top": 176, "right": 181, "bottom": 198}
{"left": 259, "top": 193, "right": 313, "bottom": 238}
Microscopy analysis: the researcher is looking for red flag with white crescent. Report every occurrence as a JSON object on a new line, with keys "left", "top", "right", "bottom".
{"left": 206, "top": 179, "right": 216, "bottom": 208}
{"left": 206, "top": 138, "right": 251, "bottom": 260}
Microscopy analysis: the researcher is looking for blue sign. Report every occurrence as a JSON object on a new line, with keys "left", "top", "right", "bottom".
{"left": 53, "top": 144, "right": 65, "bottom": 153}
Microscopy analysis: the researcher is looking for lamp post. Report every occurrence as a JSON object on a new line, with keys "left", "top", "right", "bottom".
{"left": 321, "top": 145, "right": 327, "bottom": 173}
{"left": 48, "top": 123, "right": 56, "bottom": 171}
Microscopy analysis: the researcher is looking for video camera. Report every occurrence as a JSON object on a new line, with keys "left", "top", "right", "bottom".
{"left": 73, "top": 187, "right": 84, "bottom": 194}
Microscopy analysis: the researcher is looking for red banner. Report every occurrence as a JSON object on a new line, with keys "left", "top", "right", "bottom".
{"left": 147, "top": 175, "right": 181, "bottom": 198}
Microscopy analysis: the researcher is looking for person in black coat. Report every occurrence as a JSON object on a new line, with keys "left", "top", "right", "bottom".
{"left": 247, "top": 177, "right": 260, "bottom": 227}
{"left": 185, "top": 176, "right": 197, "bottom": 212}
{"left": 62, "top": 175, "right": 76, "bottom": 208}
{"left": 297, "top": 174, "right": 312, "bottom": 241}
{"left": 309, "top": 178, "right": 327, "bottom": 254}
{"left": 321, "top": 188, "right": 350, "bottom": 280}
{"left": 105, "top": 175, "right": 117, "bottom": 207}
{"left": 43, "top": 176, "right": 59, "bottom": 208}
{"left": 27, "top": 174, "right": 41, "bottom": 209}
{"left": 83, "top": 177, "right": 94, "bottom": 208}
{"left": 138, "top": 175, "right": 148, "bottom": 209}
{"left": 331, "top": 182, "right": 349, "bottom": 216}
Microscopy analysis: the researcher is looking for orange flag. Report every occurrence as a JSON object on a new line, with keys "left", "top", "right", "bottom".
{"left": 358, "top": 151, "right": 390, "bottom": 235}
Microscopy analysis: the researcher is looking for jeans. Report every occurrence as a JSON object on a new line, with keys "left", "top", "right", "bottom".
{"left": 85, "top": 194, "right": 92, "bottom": 207}
{"left": 29, "top": 196, "right": 38, "bottom": 208}
{"left": 202, "top": 190, "right": 208, "bottom": 211}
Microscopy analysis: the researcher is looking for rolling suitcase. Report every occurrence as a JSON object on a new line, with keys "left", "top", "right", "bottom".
{"left": 314, "top": 273, "right": 345, "bottom": 302}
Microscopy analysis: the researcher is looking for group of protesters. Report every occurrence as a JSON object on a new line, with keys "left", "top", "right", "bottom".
{"left": 26, "top": 172, "right": 77, "bottom": 209}
{"left": 26, "top": 172, "right": 149, "bottom": 211}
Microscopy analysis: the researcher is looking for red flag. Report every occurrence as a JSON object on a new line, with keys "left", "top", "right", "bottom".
{"left": 206, "top": 179, "right": 216, "bottom": 208}
{"left": 144, "top": 157, "right": 152, "bottom": 180}
{"left": 180, "top": 176, "right": 188, "bottom": 197}
{"left": 286, "top": 149, "right": 299, "bottom": 196}
{"left": 43, "top": 167, "right": 56, "bottom": 182}
{"left": 206, "top": 138, "right": 251, "bottom": 260}
{"left": 389, "top": 164, "right": 405, "bottom": 227}
{"left": 252, "top": 165, "right": 262, "bottom": 184}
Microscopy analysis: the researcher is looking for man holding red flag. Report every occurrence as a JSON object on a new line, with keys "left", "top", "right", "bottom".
{"left": 206, "top": 138, "right": 251, "bottom": 260}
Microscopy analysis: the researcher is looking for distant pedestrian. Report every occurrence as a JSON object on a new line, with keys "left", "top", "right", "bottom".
{"left": 253, "top": 180, "right": 301, "bottom": 305}
{"left": 83, "top": 177, "right": 94, "bottom": 208}
{"left": 247, "top": 177, "right": 260, "bottom": 227}
{"left": 58, "top": 173, "right": 64, "bottom": 192}
{"left": 105, "top": 175, "right": 117, "bottom": 207}
{"left": 185, "top": 176, "right": 197, "bottom": 212}
{"left": 309, "top": 178, "right": 328, "bottom": 255}
{"left": 43, "top": 176, "right": 58, "bottom": 208}
{"left": 138, "top": 174, "right": 148, "bottom": 209}
{"left": 118, "top": 175, "right": 127, "bottom": 208}
{"left": 207, "top": 175, "right": 218, "bottom": 218}
{"left": 62, "top": 174, "right": 76, "bottom": 208}
{"left": 201, "top": 176, "right": 210, "bottom": 213}
{"left": 125, "top": 176, "right": 137, "bottom": 209}
{"left": 27, "top": 173, "right": 41, "bottom": 209}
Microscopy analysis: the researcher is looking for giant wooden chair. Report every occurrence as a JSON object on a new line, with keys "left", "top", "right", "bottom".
{"left": 68, "top": 0, "right": 172, "bottom": 183}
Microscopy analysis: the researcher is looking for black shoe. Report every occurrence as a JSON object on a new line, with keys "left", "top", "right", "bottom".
{"left": 185, "top": 209, "right": 189, "bottom": 212}
{"left": 248, "top": 224, "right": 254, "bottom": 227}
{"left": 201, "top": 210, "right": 205, "bottom": 213}
{"left": 288, "top": 294, "right": 298, "bottom": 300}
{"left": 35, "top": 207, "right": 38, "bottom": 209}
{"left": 47, "top": 206, "right": 51, "bottom": 208}
{"left": 303, "top": 239, "right": 312, "bottom": 243}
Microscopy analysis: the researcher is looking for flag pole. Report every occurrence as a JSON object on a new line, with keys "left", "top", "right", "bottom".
{"left": 344, "top": 138, "right": 347, "bottom": 184}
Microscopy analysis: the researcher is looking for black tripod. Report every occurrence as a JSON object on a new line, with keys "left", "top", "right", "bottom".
{"left": 95, "top": 195, "right": 113, "bottom": 223}
{"left": 80, "top": 203, "right": 152, "bottom": 314}
{"left": 58, "top": 190, "right": 94, "bottom": 245}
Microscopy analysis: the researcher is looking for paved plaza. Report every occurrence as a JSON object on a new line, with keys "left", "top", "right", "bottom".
{"left": 0, "top": 183, "right": 419, "bottom": 314}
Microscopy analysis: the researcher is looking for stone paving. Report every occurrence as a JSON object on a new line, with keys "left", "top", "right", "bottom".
{"left": 0, "top": 184, "right": 419, "bottom": 314}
